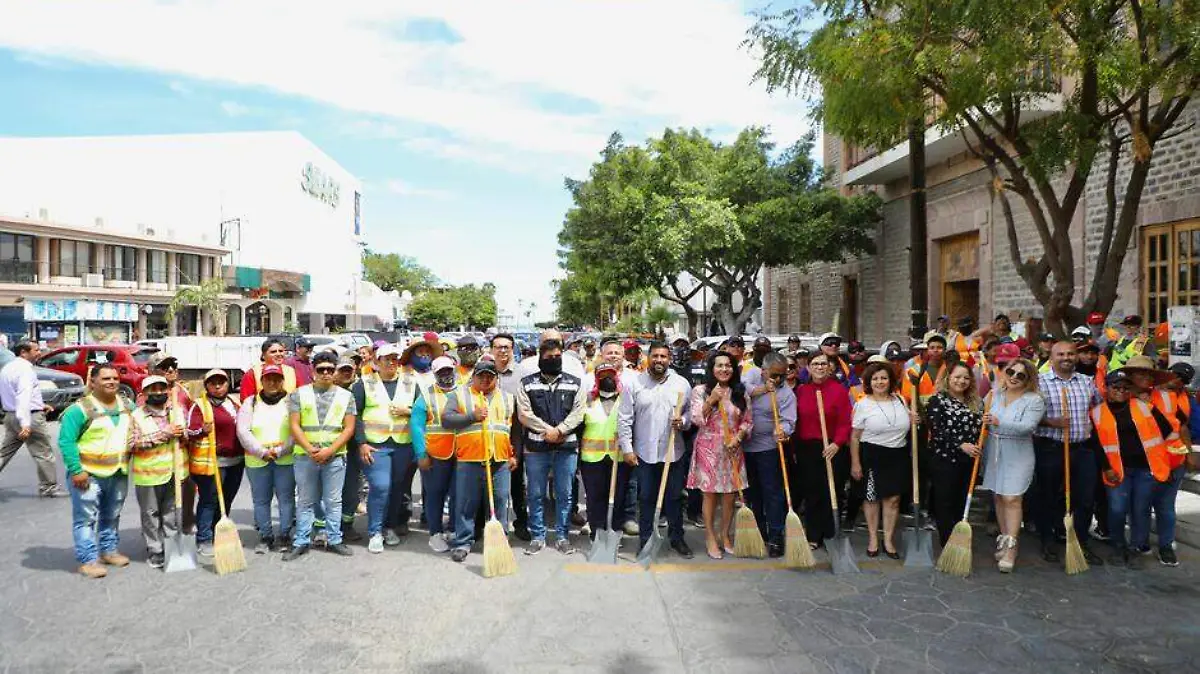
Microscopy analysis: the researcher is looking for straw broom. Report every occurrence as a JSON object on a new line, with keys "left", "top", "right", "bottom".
{"left": 722, "top": 403, "right": 765, "bottom": 559}
{"left": 479, "top": 390, "right": 517, "bottom": 578}
{"left": 1061, "top": 389, "right": 1089, "bottom": 575}
{"left": 770, "top": 390, "right": 814, "bottom": 569}
{"left": 204, "top": 400, "right": 245, "bottom": 576}
{"left": 936, "top": 393, "right": 990, "bottom": 578}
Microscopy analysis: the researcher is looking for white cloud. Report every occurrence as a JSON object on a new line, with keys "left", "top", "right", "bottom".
{"left": 219, "top": 100, "right": 251, "bottom": 117}
{"left": 384, "top": 178, "right": 452, "bottom": 200}
{"left": 168, "top": 81, "right": 192, "bottom": 96}
{"left": 0, "top": 0, "right": 812, "bottom": 175}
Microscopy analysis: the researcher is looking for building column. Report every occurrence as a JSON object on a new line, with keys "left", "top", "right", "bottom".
{"left": 136, "top": 310, "right": 147, "bottom": 340}
{"left": 136, "top": 248, "right": 147, "bottom": 289}
{"left": 167, "top": 252, "right": 177, "bottom": 290}
{"left": 35, "top": 237, "right": 50, "bottom": 282}
{"left": 200, "top": 256, "right": 211, "bottom": 283}
{"left": 93, "top": 243, "right": 107, "bottom": 279}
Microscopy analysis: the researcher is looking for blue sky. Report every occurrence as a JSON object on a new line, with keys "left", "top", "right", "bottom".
{"left": 0, "top": 0, "right": 811, "bottom": 325}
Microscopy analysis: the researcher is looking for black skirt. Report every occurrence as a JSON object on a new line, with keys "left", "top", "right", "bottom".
{"left": 854, "top": 440, "right": 910, "bottom": 502}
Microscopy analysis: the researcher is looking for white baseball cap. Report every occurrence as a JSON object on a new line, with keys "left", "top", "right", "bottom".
{"left": 376, "top": 344, "right": 403, "bottom": 358}
{"left": 431, "top": 356, "right": 456, "bottom": 372}
{"left": 140, "top": 375, "right": 168, "bottom": 391}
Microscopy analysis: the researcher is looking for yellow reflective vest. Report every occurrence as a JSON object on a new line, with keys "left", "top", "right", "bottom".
{"left": 246, "top": 396, "right": 293, "bottom": 468}
{"left": 130, "top": 406, "right": 186, "bottom": 486}
{"left": 580, "top": 396, "right": 619, "bottom": 463}
{"left": 75, "top": 395, "right": 134, "bottom": 478}
{"left": 294, "top": 385, "right": 354, "bottom": 455}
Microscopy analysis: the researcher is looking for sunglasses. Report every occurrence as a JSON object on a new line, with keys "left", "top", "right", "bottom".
{"left": 1005, "top": 368, "right": 1028, "bottom": 379}
{"left": 314, "top": 367, "right": 336, "bottom": 375}
{"left": 157, "top": 364, "right": 177, "bottom": 372}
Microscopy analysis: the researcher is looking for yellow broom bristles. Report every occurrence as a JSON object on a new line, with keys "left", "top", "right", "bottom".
{"left": 733, "top": 505, "right": 766, "bottom": 559}
{"left": 213, "top": 517, "right": 245, "bottom": 576}
{"left": 784, "top": 511, "right": 815, "bottom": 568}
{"left": 483, "top": 519, "right": 517, "bottom": 578}
{"left": 936, "top": 520, "right": 973, "bottom": 578}
{"left": 1063, "top": 515, "right": 1089, "bottom": 575}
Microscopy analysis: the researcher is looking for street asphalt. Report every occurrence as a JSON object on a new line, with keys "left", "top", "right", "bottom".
{"left": 2, "top": 422, "right": 1198, "bottom": 673}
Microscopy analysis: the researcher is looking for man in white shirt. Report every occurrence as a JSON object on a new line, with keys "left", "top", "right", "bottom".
{"left": 0, "top": 340, "right": 65, "bottom": 496}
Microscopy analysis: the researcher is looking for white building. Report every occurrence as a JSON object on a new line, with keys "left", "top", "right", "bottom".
{"left": 0, "top": 131, "right": 390, "bottom": 338}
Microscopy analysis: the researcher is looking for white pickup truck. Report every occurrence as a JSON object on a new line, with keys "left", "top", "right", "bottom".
{"left": 136, "top": 336, "right": 265, "bottom": 390}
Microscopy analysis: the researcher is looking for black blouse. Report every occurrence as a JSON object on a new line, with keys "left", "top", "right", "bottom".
{"left": 925, "top": 393, "right": 982, "bottom": 465}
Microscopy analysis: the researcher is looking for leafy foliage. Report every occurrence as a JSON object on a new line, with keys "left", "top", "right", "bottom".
{"left": 407, "top": 284, "right": 497, "bottom": 330}
{"left": 166, "top": 278, "right": 228, "bottom": 336}
{"left": 558, "top": 127, "right": 881, "bottom": 336}
{"left": 362, "top": 250, "right": 437, "bottom": 294}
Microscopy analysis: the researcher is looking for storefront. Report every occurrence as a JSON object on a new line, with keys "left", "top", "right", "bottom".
{"left": 24, "top": 299, "right": 139, "bottom": 348}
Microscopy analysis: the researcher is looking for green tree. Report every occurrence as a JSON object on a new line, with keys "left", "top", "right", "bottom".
{"left": 166, "top": 278, "right": 229, "bottom": 336}
{"left": 362, "top": 250, "right": 437, "bottom": 294}
{"left": 559, "top": 128, "right": 881, "bottom": 336}
{"left": 643, "top": 305, "right": 678, "bottom": 339}
{"left": 748, "top": 0, "right": 1200, "bottom": 333}
{"left": 407, "top": 291, "right": 465, "bottom": 330}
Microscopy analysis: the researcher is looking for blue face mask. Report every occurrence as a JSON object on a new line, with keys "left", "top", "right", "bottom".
{"left": 411, "top": 355, "right": 433, "bottom": 373}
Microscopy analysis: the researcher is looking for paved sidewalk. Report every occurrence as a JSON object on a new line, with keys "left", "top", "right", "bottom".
{"left": 1, "top": 439, "right": 1198, "bottom": 673}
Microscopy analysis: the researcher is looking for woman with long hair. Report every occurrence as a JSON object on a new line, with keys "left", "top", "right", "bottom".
{"left": 849, "top": 362, "right": 913, "bottom": 558}
{"left": 925, "top": 362, "right": 984, "bottom": 547}
{"left": 982, "top": 357, "right": 1045, "bottom": 572}
{"left": 688, "top": 352, "right": 752, "bottom": 559}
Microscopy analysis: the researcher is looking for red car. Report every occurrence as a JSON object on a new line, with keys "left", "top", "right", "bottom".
{"left": 37, "top": 344, "right": 158, "bottom": 401}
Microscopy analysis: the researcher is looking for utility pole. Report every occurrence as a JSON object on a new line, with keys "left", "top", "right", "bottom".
{"left": 908, "top": 116, "right": 928, "bottom": 342}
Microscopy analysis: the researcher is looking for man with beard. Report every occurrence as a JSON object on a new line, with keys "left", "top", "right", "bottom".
{"left": 618, "top": 341, "right": 695, "bottom": 558}
{"left": 516, "top": 339, "right": 586, "bottom": 555}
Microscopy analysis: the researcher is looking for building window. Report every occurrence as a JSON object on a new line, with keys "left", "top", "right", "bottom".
{"left": 799, "top": 283, "right": 813, "bottom": 333}
{"left": 1143, "top": 219, "right": 1200, "bottom": 324}
{"left": 146, "top": 250, "right": 168, "bottom": 283}
{"left": 177, "top": 253, "right": 201, "bottom": 286}
{"left": 105, "top": 245, "right": 137, "bottom": 282}
{"left": 53, "top": 239, "right": 92, "bottom": 277}
{"left": 0, "top": 232, "right": 35, "bottom": 283}
{"left": 776, "top": 288, "right": 791, "bottom": 333}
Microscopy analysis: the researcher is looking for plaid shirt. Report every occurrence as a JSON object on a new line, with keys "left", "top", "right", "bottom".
{"left": 1036, "top": 370, "right": 1101, "bottom": 443}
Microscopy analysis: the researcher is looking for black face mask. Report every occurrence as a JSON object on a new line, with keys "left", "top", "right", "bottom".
{"left": 539, "top": 356, "right": 563, "bottom": 377}
{"left": 598, "top": 378, "right": 618, "bottom": 393}
{"left": 260, "top": 391, "right": 287, "bottom": 405}
{"left": 1076, "top": 361, "right": 1097, "bottom": 376}
{"left": 146, "top": 393, "right": 168, "bottom": 407}
{"left": 435, "top": 371, "right": 456, "bottom": 389}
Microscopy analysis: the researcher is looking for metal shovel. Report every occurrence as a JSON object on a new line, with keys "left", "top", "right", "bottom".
{"left": 817, "top": 391, "right": 858, "bottom": 575}
{"left": 638, "top": 392, "right": 684, "bottom": 569}
{"left": 164, "top": 438, "right": 198, "bottom": 573}
{"left": 903, "top": 393, "right": 934, "bottom": 568}
{"left": 587, "top": 453, "right": 622, "bottom": 565}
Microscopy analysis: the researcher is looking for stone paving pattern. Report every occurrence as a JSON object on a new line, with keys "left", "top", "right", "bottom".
{"left": 2, "top": 444, "right": 1199, "bottom": 673}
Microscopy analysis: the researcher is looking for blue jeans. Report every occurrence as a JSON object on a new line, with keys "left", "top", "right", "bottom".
{"left": 1106, "top": 467, "right": 1156, "bottom": 551}
{"left": 193, "top": 463, "right": 244, "bottom": 545}
{"left": 69, "top": 472, "right": 129, "bottom": 564}
{"left": 384, "top": 444, "right": 416, "bottom": 529}
{"left": 744, "top": 449, "right": 787, "bottom": 546}
{"left": 294, "top": 454, "right": 346, "bottom": 547}
{"left": 246, "top": 462, "right": 295, "bottom": 542}
{"left": 637, "top": 459, "right": 686, "bottom": 546}
{"left": 1145, "top": 465, "right": 1185, "bottom": 550}
{"left": 453, "top": 461, "right": 511, "bottom": 550}
{"left": 340, "top": 445, "right": 364, "bottom": 527}
{"left": 362, "top": 450, "right": 392, "bottom": 536}
{"left": 525, "top": 451, "right": 579, "bottom": 541}
{"left": 422, "top": 457, "right": 457, "bottom": 537}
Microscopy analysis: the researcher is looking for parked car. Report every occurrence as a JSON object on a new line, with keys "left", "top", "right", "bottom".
{"left": 0, "top": 347, "right": 86, "bottom": 419}
{"left": 37, "top": 344, "right": 157, "bottom": 401}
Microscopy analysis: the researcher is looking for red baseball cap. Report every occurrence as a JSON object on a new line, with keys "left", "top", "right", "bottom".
{"left": 623, "top": 339, "right": 640, "bottom": 350}
{"left": 1086, "top": 312, "right": 1105, "bottom": 325}
{"left": 994, "top": 343, "right": 1021, "bottom": 364}
{"left": 423, "top": 331, "right": 439, "bottom": 343}
{"left": 261, "top": 364, "right": 284, "bottom": 377}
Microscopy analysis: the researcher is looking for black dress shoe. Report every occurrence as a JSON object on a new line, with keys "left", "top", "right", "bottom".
{"left": 329, "top": 543, "right": 354, "bottom": 557}
{"left": 670, "top": 539, "right": 694, "bottom": 559}
{"left": 282, "top": 545, "right": 309, "bottom": 562}
{"left": 768, "top": 542, "right": 784, "bottom": 558}
{"left": 1042, "top": 545, "right": 1060, "bottom": 563}
{"left": 1082, "top": 546, "right": 1104, "bottom": 566}
{"left": 514, "top": 524, "right": 533, "bottom": 542}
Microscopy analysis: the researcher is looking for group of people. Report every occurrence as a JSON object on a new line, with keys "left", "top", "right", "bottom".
{"left": 0, "top": 308, "right": 1192, "bottom": 579}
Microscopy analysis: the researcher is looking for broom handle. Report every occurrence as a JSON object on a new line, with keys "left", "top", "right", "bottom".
{"left": 769, "top": 390, "right": 795, "bottom": 511}
{"left": 170, "top": 395, "right": 183, "bottom": 509}
{"left": 479, "top": 391, "right": 498, "bottom": 521}
{"left": 910, "top": 391, "right": 920, "bottom": 509}
{"left": 206, "top": 398, "right": 228, "bottom": 520}
{"left": 960, "top": 393, "right": 992, "bottom": 521}
{"left": 652, "top": 392, "right": 685, "bottom": 515}
{"left": 603, "top": 394, "right": 621, "bottom": 525}
{"left": 816, "top": 390, "right": 839, "bottom": 512}
{"left": 1061, "top": 388, "right": 1071, "bottom": 513}
{"left": 719, "top": 395, "right": 747, "bottom": 500}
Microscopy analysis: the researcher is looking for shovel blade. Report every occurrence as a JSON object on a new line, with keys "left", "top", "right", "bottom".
{"left": 829, "top": 536, "right": 860, "bottom": 575}
{"left": 587, "top": 528, "right": 621, "bottom": 565}
{"left": 164, "top": 533, "right": 198, "bottom": 573}
{"left": 903, "top": 528, "right": 935, "bottom": 568}
{"left": 637, "top": 530, "right": 665, "bottom": 569}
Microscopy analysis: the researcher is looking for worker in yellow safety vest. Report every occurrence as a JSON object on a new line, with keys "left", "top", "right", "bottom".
{"left": 284, "top": 351, "right": 357, "bottom": 561}
{"left": 235, "top": 364, "right": 296, "bottom": 555}
{"left": 455, "top": 335, "right": 483, "bottom": 385}
{"left": 412, "top": 356, "right": 460, "bottom": 553}
{"left": 440, "top": 357, "right": 518, "bottom": 564}
{"left": 56, "top": 362, "right": 136, "bottom": 578}
{"left": 129, "top": 375, "right": 187, "bottom": 569}
{"left": 577, "top": 362, "right": 637, "bottom": 540}
{"left": 1109, "top": 315, "right": 1152, "bottom": 370}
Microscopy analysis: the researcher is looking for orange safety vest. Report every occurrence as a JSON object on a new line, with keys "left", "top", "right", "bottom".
{"left": 453, "top": 387, "right": 515, "bottom": 463}
{"left": 424, "top": 386, "right": 456, "bottom": 461}
{"left": 188, "top": 395, "right": 241, "bottom": 476}
{"left": 1091, "top": 399, "right": 1171, "bottom": 486}
{"left": 902, "top": 362, "right": 945, "bottom": 411}
{"left": 253, "top": 363, "right": 298, "bottom": 393}
{"left": 1151, "top": 388, "right": 1192, "bottom": 468}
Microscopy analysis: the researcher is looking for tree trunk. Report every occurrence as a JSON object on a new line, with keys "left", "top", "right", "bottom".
{"left": 908, "top": 118, "right": 928, "bottom": 341}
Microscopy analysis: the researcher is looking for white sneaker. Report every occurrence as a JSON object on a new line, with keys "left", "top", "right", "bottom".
{"left": 368, "top": 534, "right": 384, "bottom": 554}
{"left": 428, "top": 534, "right": 450, "bottom": 553}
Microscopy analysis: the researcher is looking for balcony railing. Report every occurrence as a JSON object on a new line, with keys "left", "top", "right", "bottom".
{"left": 103, "top": 266, "right": 138, "bottom": 282}
{"left": 146, "top": 268, "right": 169, "bottom": 284}
{"left": 0, "top": 260, "right": 35, "bottom": 284}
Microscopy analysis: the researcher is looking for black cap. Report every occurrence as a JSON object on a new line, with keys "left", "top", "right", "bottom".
{"left": 1037, "top": 332, "right": 1055, "bottom": 342}
{"left": 457, "top": 335, "right": 480, "bottom": 348}
{"left": 672, "top": 336, "right": 690, "bottom": 347}
{"left": 1121, "top": 314, "right": 1143, "bottom": 326}
{"left": 1169, "top": 362, "right": 1196, "bottom": 384}
{"left": 847, "top": 340, "right": 865, "bottom": 353}
{"left": 473, "top": 357, "right": 498, "bottom": 375}
{"left": 1106, "top": 369, "right": 1134, "bottom": 387}
{"left": 1078, "top": 342, "right": 1100, "bottom": 353}
{"left": 794, "top": 347, "right": 812, "bottom": 358}
{"left": 787, "top": 334, "right": 801, "bottom": 343}
{"left": 753, "top": 335, "right": 772, "bottom": 347}
{"left": 295, "top": 337, "right": 315, "bottom": 348}
{"left": 727, "top": 335, "right": 744, "bottom": 347}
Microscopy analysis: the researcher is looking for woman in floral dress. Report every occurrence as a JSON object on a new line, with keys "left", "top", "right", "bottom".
{"left": 688, "top": 351, "right": 752, "bottom": 559}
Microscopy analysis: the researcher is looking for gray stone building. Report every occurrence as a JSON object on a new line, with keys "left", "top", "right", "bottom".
{"left": 764, "top": 100, "right": 1200, "bottom": 346}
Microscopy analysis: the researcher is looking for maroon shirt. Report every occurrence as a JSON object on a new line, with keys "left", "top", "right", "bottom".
{"left": 187, "top": 397, "right": 244, "bottom": 458}
{"left": 795, "top": 379, "right": 853, "bottom": 445}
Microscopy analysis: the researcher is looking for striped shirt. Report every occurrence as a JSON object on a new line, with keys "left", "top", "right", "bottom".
{"left": 1036, "top": 370, "right": 1101, "bottom": 442}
